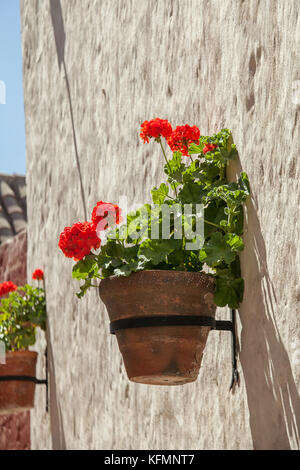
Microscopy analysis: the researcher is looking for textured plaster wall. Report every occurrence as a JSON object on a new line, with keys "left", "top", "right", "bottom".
{"left": 20, "top": 0, "right": 299, "bottom": 450}
{"left": 0, "top": 412, "right": 30, "bottom": 450}
{"left": 0, "top": 230, "right": 27, "bottom": 285}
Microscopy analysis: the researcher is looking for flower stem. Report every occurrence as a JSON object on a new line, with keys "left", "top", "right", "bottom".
{"left": 159, "top": 140, "right": 178, "bottom": 198}
{"left": 203, "top": 218, "right": 225, "bottom": 232}
{"left": 116, "top": 238, "right": 125, "bottom": 247}
{"left": 220, "top": 163, "right": 227, "bottom": 182}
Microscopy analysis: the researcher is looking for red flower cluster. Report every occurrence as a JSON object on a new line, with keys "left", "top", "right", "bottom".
{"left": 167, "top": 124, "right": 200, "bottom": 156}
{"left": 58, "top": 200, "right": 122, "bottom": 262}
{"left": 58, "top": 222, "right": 101, "bottom": 261}
{"left": 140, "top": 118, "right": 172, "bottom": 143}
{"left": 91, "top": 201, "right": 122, "bottom": 233}
{"left": 203, "top": 143, "right": 218, "bottom": 154}
{"left": 32, "top": 269, "right": 44, "bottom": 281}
{"left": 0, "top": 281, "right": 18, "bottom": 297}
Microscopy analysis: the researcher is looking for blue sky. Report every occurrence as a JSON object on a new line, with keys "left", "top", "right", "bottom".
{"left": 0, "top": 0, "right": 26, "bottom": 175}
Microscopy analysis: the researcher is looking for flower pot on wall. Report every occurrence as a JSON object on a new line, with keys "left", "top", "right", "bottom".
{"left": 99, "top": 270, "right": 216, "bottom": 385}
{"left": 0, "top": 351, "right": 37, "bottom": 414}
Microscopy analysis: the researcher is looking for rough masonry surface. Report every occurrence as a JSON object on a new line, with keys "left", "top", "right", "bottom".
{"left": 20, "top": 0, "right": 299, "bottom": 449}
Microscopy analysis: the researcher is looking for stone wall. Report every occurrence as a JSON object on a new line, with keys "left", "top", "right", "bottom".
{"left": 0, "top": 412, "right": 30, "bottom": 450}
{"left": 0, "top": 230, "right": 27, "bottom": 285}
{"left": 21, "top": 0, "right": 299, "bottom": 450}
{"left": 0, "top": 230, "right": 30, "bottom": 450}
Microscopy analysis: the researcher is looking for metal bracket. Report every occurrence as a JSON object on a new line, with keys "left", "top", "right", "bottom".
{"left": 110, "top": 309, "right": 239, "bottom": 391}
{"left": 0, "top": 347, "right": 49, "bottom": 412}
{"left": 214, "top": 309, "right": 240, "bottom": 391}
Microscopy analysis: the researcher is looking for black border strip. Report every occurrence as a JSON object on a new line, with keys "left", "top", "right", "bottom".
{"left": 0, "top": 375, "right": 46, "bottom": 384}
{"left": 110, "top": 315, "right": 217, "bottom": 334}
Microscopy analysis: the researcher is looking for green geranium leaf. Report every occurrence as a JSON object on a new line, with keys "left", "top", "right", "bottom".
{"left": 239, "top": 171, "right": 250, "bottom": 194}
{"left": 164, "top": 152, "right": 185, "bottom": 183}
{"left": 229, "top": 255, "right": 242, "bottom": 278}
{"left": 126, "top": 204, "right": 151, "bottom": 241}
{"left": 72, "top": 256, "right": 98, "bottom": 280}
{"left": 112, "top": 258, "right": 144, "bottom": 277}
{"left": 188, "top": 143, "right": 203, "bottom": 154}
{"left": 200, "top": 232, "right": 236, "bottom": 266}
{"left": 76, "top": 278, "right": 92, "bottom": 298}
{"left": 113, "top": 264, "right": 134, "bottom": 277}
{"left": 103, "top": 239, "right": 125, "bottom": 258}
{"left": 121, "top": 245, "right": 139, "bottom": 263}
{"left": 214, "top": 276, "right": 244, "bottom": 308}
{"left": 178, "top": 181, "right": 207, "bottom": 203}
{"left": 198, "top": 161, "right": 220, "bottom": 183}
{"left": 225, "top": 233, "right": 244, "bottom": 252}
{"left": 138, "top": 238, "right": 181, "bottom": 265}
{"left": 102, "top": 258, "right": 123, "bottom": 270}
{"left": 204, "top": 202, "right": 227, "bottom": 237}
{"left": 151, "top": 183, "right": 169, "bottom": 205}
{"left": 206, "top": 182, "right": 249, "bottom": 208}
{"left": 217, "top": 146, "right": 238, "bottom": 164}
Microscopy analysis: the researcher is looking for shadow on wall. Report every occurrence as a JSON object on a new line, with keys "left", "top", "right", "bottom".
{"left": 47, "top": 0, "right": 85, "bottom": 449}
{"left": 46, "top": 321, "right": 66, "bottom": 450}
{"left": 49, "top": 0, "right": 87, "bottom": 220}
{"left": 230, "top": 159, "right": 300, "bottom": 450}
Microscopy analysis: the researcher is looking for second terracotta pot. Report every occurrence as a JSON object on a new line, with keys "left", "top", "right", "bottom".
{"left": 0, "top": 350, "right": 37, "bottom": 415}
{"left": 99, "top": 270, "right": 216, "bottom": 385}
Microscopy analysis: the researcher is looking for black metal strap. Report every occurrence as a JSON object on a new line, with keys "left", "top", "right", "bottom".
{"left": 110, "top": 315, "right": 216, "bottom": 334}
{"left": 0, "top": 375, "right": 46, "bottom": 384}
{"left": 45, "top": 347, "right": 48, "bottom": 412}
{"left": 229, "top": 309, "right": 240, "bottom": 392}
{"left": 215, "top": 320, "right": 233, "bottom": 331}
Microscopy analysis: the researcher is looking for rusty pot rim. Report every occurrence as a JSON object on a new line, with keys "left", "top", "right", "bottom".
{"left": 3, "top": 350, "right": 38, "bottom": 359}
{"left": 100, "top": 269, "right": 215, "bottom": 284}
{"left": 99, "top": 270, "right": 216, "bottom": 298}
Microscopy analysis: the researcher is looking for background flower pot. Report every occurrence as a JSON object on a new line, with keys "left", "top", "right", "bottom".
{"left": 0, "top": 351, "right": 37, "bottom": 415}
{"left": 99, "top": 270, "right": 216, "bottom": 385}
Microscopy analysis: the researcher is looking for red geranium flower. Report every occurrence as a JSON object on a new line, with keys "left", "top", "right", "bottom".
{"left": 91, "top": 201, "right": 122, "bottom": 233}
{"left": 0, "top": 281, "right": 18, "bottom": 297}
{"left": 58, "top": 222, "right": 101, "bottom": 261}
{"left": 203, "top": 143, "right": 218, "bottom": 154}
{"left": 140, "top": 118, "right": 172, "bottom": 143}
{"left": 167, "top": 124, "right": 200, "bottom": 156}
{"left": 32, "top": 269, "right": 44, "bottom": 281}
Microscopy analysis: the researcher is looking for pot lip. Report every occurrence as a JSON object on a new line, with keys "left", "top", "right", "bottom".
{"left": 100, "top": 269, "right": 214, "bottom": 283}
{"left": 3, "top": 350, "right": 38, "bottom": 359}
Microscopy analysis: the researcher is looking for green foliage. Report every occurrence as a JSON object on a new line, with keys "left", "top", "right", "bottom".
{"left": 199, "top": 232, "right": 243, "bottom": 266}
{"left": 138, "top": 238, "right": 182, "bottom": 266}
{"left": 72, "top": 255, "right": 100, "bottom": 280}
{"left": 74, "top": 128, "right": 250, "bottom": 308}
{"left": 0, "top": 285, "right": 46, "bottom": 351}
{"left": 151, "top": 183, "right": 169, "bottom": 205}
{"left": 213, "top": 267, "right": 244, "bottom": 308}
{"left": 164, "top": 151, "right": 185, "bottom": 184}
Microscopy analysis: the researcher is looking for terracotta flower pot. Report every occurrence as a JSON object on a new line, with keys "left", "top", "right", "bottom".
{"left": 99, "top": 270, "right": 216, "bottom": 385}
{"left": 0, "top": 350, "right": 37, "bottom": 415}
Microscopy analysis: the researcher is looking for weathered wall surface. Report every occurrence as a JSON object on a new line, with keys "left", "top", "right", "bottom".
{"left": 0, "top": 230, "right": 30, "bottom": 450}
{"left": 0, "top": 412, "right": 30, "bottom": 450}
{"left": 20, "top": 0, "right": 299, "bottom": 450}
{"left": 0, "top": 230, "right": 27, "bottom": 285}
